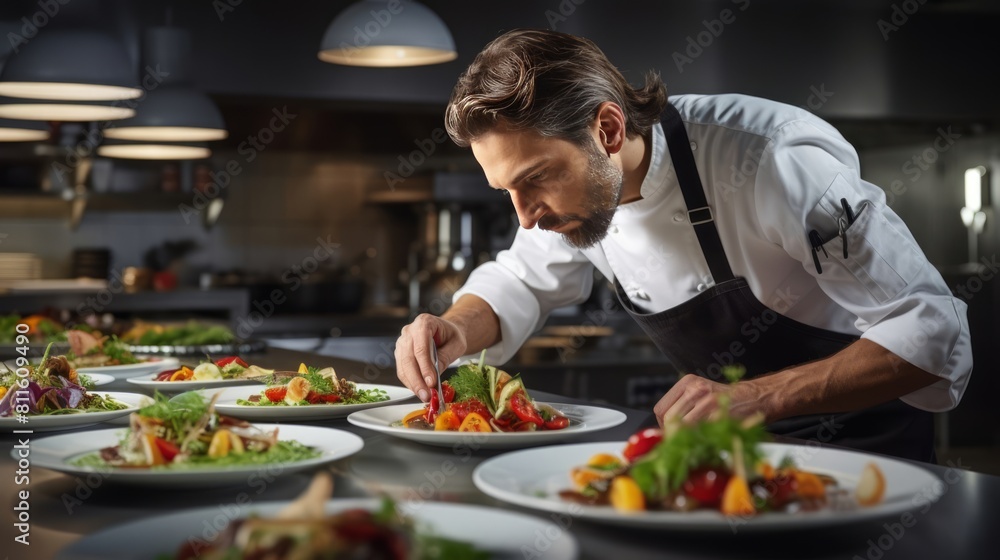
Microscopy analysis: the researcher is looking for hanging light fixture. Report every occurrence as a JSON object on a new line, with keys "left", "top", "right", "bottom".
{"left": 97, "top": 140, "right": 210, "bottom": 160}
{"left": 0, "top": 30, "right": 141, "bottom": 101}
{"left": 0, "top": 117, "right": 47, "bottom": 141}
{"left": 0, "top": 97, "right": 134, "bottom": 121}
{"left": 318, "top": 0, "right": 457, "bottom": 67}
{"left": 104, "top": 27, "right": 226, "bottom": 143}
{"left": 104, "top": 87, "right": 226, "bottom": 141}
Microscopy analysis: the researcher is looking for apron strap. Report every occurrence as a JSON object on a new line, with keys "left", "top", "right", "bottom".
{"left": 662, "top": 103, "right": 735, "bottom": 283}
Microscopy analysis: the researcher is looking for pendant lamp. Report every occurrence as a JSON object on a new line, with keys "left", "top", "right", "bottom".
{"left": 0, "top": 30, "right": 141, "bottom": 101}
{"left": 318, "top": 0, "right": 457, "bottom": 67}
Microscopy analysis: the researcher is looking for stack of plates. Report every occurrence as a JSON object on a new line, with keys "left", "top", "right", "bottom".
{"left": 0, "top": 253, "right": 41, "bottom": 280}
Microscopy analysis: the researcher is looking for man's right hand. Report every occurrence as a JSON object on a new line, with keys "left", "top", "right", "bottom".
{"left": 394, "top": 313, "right": 468, "bottom": 402}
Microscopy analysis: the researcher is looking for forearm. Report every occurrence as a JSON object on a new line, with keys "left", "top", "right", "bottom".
{"left": 442, "top": 294, "right": 502, "bottom": 354}
{"left": 739, "top": 339, "right": 941, "bottom": 422}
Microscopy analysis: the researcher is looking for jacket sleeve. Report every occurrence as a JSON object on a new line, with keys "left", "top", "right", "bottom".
{"left": 452, "top": 226, "right": 596, "bottom": 365}
{"left": 754, "top": 119, "right": 972, "bottom": 411}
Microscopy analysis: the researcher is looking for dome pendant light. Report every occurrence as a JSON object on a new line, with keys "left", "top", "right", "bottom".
{"left": 104, "top": 28, "right": 227, "bottom": 143}
{"left": 0, "top": 97, "right": 134, "bottom": 121}
{"left": 0, "top": 30, "right": 141, "bottom": 101}
{"left": 0, "top": 117, "right": 47, "bottom": 142}
{"left": 318, "top": 0, "right": 457, "bottom": 67}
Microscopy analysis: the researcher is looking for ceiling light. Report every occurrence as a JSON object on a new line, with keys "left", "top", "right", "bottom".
{"left": 0, "top": 99, "right": 134, "bottom": 121}
{"left": 104, "top": 87, "right": 227, "bottom": 142}
{"left": 318, "top": 0, "right": 457, "bottom": 67}
{"left": 0, "top": 30, "right": 141, "bottom": 101}
{"left": 97, "top": 143, "right": 210, "bottom": 160}
{"left": 0, "top": 117, "right": 47, "bottom": 141}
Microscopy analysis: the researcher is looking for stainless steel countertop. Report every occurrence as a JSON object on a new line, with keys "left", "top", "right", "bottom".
{"left": 2, "top": 348, "right": 998, "bottom": 560}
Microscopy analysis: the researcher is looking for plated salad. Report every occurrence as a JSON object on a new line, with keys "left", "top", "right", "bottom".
{"left": 64, "top": 328, "right": 141, "bottom": 368}
{"left": 152, "top": 356, "right": 273, "bottom": 382}
{"left": 237, "top": 363, "right": 390, "bottom": 407}
{"left": 560, "top": 366, "right": 886, "bottom": 516}
{"left": 0, "top": 344, "right": 128, "bottom": 418}
{"left": 172, "top": 473, "right": 488, "bottom": 560}
{"left": 396, "top": 352, "right": 569, "bottom": 433}
{"left": 0, "top": 313, "right": 63, "bottom": 344}
{"left": 121, "top": 321, "right": 236, "bottom": 347}
{"left": 73, "top": 391, "right": 319, "bottom": 469}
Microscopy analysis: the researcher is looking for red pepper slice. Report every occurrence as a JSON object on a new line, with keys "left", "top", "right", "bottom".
{"left": 622, "top": 428, "right": 663, "bottom": 462}
{"left": 153, "top": 437, "right": 180, "bottom": 462}
{"left": 509, "top": 390, "right": 544, "bottom": 426}
{"left": 322, "top": 393, "right": 341, "bottom": 403}
{"left": 424, "top": 390, "right": 439, "bottom": 424}
{"left": 154, "top": 369, "right": 176, "bottom": 381}
{"left": 441, "top": 381, "right": 455, "bottom": 403}
{"left": 215, "top": 356, "right": 249, "bottom": 368}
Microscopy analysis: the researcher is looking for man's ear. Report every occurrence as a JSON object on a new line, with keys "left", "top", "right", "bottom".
{"left": 594, "top": 101, "right": 627, "bottom": 156}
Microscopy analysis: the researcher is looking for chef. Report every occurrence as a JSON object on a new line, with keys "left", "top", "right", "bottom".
{"left": 394, "top": 29, "right": 972, "bottom": 462}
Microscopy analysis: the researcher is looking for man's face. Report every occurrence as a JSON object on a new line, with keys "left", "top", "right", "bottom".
{"left": 471, "top": 127, "right": 624, "bottom": 249}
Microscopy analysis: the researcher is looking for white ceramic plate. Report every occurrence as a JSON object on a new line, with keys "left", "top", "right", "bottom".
{"left": 126, "top": 373, "right": 264, "bottom": 393}
{"left": 78, "top": 372, "right": 115, "bottom": 387}
{"left": 56, "top": 497, "right": 578, "bottom": 560}
{"left": 74, "top": 357, "right": 181, "bottom": 379}
{"left": 473, "top": 441, "right": 942, "bottom": 532}
{"left": 347, "top": 402, "right": 628, "bottom": 449}
{"left": 0, "top": 391, "right": 149, "bottom": 432}
{"left": 26, "top": 424, "right": 364, "bottom": 488}
{"left": 204, "top": 384, "right": 416, "bottom": 421}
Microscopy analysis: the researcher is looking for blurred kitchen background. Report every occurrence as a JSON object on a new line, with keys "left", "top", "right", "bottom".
{"left": 0, "top": 0, "right": 998, "bottom": 470}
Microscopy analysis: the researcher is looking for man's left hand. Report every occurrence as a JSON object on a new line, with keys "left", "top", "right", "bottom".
{"left": 653, "top": 374, "right": 764, "bottom": 426}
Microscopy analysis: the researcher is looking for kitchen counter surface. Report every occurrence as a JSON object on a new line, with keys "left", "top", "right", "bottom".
{"left": 2, "top": 347, "right": 997, "bottom": 560}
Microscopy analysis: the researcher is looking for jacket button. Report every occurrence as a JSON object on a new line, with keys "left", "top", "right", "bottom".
{"left": 610, "top": 225, "right": 619, "bottom": 234}
{"left": 696, "top": 283, "right": 707, "bottom": 292}
{"left": 689, "top": 141, "right": 697, "bottom": 151}
{"left": 672, "top": 212, "right": 685, "bottom": 223}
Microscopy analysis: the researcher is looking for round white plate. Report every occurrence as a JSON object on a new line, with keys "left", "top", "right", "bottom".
{"left": 204, "top": 384, "right": 415, "bottom": 421}
{"left": 26, "top": 424, "right": 364, "bottom": 488}
{"left": 74, "top": 357, "right": 181, "bottom": 379}
{"left": 0, "top": 391, "right": 149, "bottom": 432}
{"left": 473, "top": 441, "right": 942, "bottom": 532}
{"left": 126, "top": 373, "right": 264, "bottom": 393}
{"left": 78, "top": 372, "right": 115, "bottom": 387}
{"left": 347, "top": 402, "right": 628, "bottom": 449}
{"left": 56, "top": 498, "right": 578, "bottom": 560}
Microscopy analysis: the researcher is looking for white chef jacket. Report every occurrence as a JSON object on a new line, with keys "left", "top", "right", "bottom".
{"left": 453, "top": 93, "right": 971, "bottom": 412}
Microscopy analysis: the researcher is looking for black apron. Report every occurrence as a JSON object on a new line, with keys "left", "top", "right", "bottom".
{"left": 613, "top": 103, "right": 934, "bottom": 463}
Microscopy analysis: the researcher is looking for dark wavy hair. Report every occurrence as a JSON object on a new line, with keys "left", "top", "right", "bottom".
{"left": 445, "top": 28, "right": 667, "bottom": 148}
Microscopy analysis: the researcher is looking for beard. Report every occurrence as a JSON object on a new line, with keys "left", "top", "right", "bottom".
{"left": 537, "top": 143, "right": 624, "bottom": 250}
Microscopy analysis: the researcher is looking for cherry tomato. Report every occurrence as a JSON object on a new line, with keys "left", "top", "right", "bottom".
{"left": 449, "top": 398, "right": 492, "bottom": 424}
{"left": 264, "top": 387, "right": 287, "bottom": 403}
{"left": 622, "top": 428, "right": 663, "bottom": 462}
{"left": 543, "top": 415, "right": 570, "bottom": 430}
{"left": 509, "top": 390, "right": 544, "bottom": 426}
{"left": 682, "top": 467, "right": 732, "bottom": 507}
{"left": 215, "top": 356, "right": 249, "bottom": 368}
